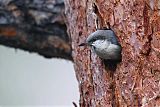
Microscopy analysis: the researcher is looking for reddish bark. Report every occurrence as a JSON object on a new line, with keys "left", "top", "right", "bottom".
{"left": 65, "top": 0, "right": 160, "bottom": 106}
{"left": 0, "top": 0, "right": 160, "bottom": 106}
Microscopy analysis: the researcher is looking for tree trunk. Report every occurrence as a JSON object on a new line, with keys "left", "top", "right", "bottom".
{"left": 0, "top": 0, "right": 160, "bottom": 106}
{"left": 65, "top": 0, "right": 160, "bottom": 106}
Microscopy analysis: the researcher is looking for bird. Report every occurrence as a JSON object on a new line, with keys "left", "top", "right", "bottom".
{"left": 79, "top": 28, "right": 122, "bottom": 71}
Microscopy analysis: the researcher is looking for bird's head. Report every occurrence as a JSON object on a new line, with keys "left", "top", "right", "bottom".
{"left": 79, "top": 30, "right": 112, "bottom": 49}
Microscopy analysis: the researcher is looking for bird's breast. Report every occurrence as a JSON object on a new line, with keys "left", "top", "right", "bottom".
{"left": 94, "top": 43, "right": 121, "bottom": 60}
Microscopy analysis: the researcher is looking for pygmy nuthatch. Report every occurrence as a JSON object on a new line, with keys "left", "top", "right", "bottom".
{"left": 79, "top": 29, "right": 122, "bottom": 62}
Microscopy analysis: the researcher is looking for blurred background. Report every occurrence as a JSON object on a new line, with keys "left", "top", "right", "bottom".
{"left": 0, "top": 45, "right": 79, "bottom": 106}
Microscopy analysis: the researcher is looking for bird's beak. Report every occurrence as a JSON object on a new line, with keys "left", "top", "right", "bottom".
{"left": 79, "top": 42, "right": 88, "bottom": 47}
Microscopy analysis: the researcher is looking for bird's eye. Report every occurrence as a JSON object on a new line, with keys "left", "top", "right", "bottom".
{"left": 92, "top": 38, "right": 97, "bottom": 42}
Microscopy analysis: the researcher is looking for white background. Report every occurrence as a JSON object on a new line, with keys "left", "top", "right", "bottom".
{"left": 0, "top": 45, "right": 79, "bottom": 106}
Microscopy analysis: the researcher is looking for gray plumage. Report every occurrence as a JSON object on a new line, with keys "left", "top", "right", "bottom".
{"left": 86, "top": 29, "right": 120, "bottom": 46}
{"left": 84, "top": 29, "right": 121, "bottom": 60}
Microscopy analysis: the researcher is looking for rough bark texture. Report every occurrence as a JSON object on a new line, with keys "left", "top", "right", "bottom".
{"left": 0, "top": 0, "right": 160, "bottom": 106}
{"left": 0, "top": 0, "right": 72, "bottom": 60}
{"left": 65, "top": 0, "right": 160, "bottom": 106}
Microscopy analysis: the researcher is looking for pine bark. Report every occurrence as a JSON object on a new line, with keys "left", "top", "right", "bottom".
{"left": 0, "top": 0, "right": 160, "bottom": 106}
{"left": 65, "top": 0, "right": 160, "bottom": 106}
